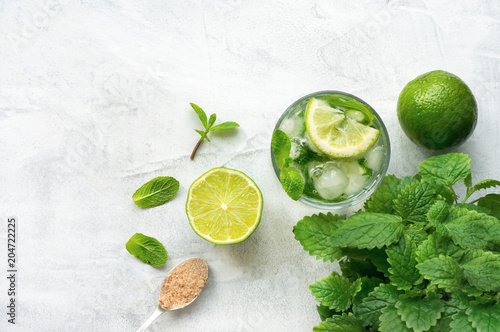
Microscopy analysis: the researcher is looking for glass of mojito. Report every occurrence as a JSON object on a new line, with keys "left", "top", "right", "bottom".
{"left": 271, "top": 91, "right": 390, "bottom": 209}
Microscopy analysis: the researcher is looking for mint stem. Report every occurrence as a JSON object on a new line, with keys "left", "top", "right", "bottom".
{"left": 190, "top": 138, "right": 204, "bottom": 160}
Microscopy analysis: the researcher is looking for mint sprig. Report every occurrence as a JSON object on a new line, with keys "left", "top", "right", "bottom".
{"left": 189, "top": 103, "right": 239, "bottom": 160}
{"left": 294, "top": 153, "right": 500, "bottom": 331}
{"left": 272, "top": 129, "right": 304, "bottom": 200}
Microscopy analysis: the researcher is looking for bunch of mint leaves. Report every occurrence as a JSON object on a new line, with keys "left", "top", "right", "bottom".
{"left": 293, "top": 153, "right": 500, "bottom": 332}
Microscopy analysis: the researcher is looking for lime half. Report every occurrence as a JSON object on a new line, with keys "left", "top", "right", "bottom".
{"left": 186, "top": 167, "right": 263, "bottom": 245}
{"left": 305, "top": 98, "right": 380, "bottom": 158}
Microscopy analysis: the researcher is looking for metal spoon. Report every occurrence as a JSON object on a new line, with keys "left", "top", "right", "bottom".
{"left": 137, "top": 258, "right": 208, "bottom": 332}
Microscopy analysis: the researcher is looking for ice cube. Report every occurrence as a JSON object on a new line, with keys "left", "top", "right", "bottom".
{"left": 338, "top": 160, "right": 370, "bottom": 196}
{"left": 307, "top": 161, "right": 323, "bottom": 179}
{"left": 312, "top": 162, "right": 349, "bottom": 200}
{"left": 279, "top": 116, "right": 305, "bottom": 138}
{"left": 365, "top": 146, "right": 384, "bottom": 171}
{"left": 290, "top": 138, "right": 308, "bottom": 160}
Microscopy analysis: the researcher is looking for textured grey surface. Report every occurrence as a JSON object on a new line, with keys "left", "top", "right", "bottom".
{"left": 1, "top": 1, "right": 499, "bottom": 331}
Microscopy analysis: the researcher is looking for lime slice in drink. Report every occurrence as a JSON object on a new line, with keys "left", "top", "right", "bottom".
{"left": 186, "top": 167, "right": 263, "bottom": 245}
{"left": 305, "top": 98, "right": 380, "bottom": 158}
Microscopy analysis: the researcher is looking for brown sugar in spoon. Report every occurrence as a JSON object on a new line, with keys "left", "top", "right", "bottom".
{"left": 137, "top": 258, "right": 208, "bottom": 332}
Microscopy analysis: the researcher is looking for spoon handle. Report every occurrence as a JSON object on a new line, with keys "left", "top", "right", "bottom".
{"left": 137, "top": 305, "right": 165, "bottom": 332}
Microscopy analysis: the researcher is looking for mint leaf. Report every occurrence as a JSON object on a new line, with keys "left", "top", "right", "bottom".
{"left": 367, "top": 249, "right": 391, "bottom": 275}
{"left": 462, "top": 251, "right": 500, "bottom": 292}
{"left": 209, "top": 121, "right": 240, "bottom": 131}
{"left": 472, "top": 179, "right": 500, "bottom": 193}
{"left": 313, "top": 313, "right": 364, "bottom": 332}
{"left": 468, "top": 303, "right": 500, "bottom": 332}
{"left": 386, "top": 234, "right": 423, "bottom": 290}
{"left": 395, "top": 291, "right": 444, "bottom": 332}
{"left": 351, "top": 277, "right": 384, "bottom": 306}
{"left": 427, "top": 200, "right": 449, "bottom": 225}
{"left": 271, "top": 129, "right": 291, "bottom": 167}
{"left": 435, "top": 297, "right": 464, "bottom": 332}
{"left": 450, "top": 310, "right": 476, "bottom": 332}
{"left": 190, "top": 103, "right": 208, "bottom": 129}
{"left": 416, "top": 232, "right": 465, "bottom": 263}
{"left": 456, "top": 203, "right": 491, "bottom": 215}
{"left": 394, "top": 181, "right": 438, "bottom": 224}
{"left": 364, "top": 174, "right": 401, "bottom": 214}
{"left": 330, "top": 212, "right": 403, "bottom": 250}
{"left": 464, "top": 172, "right": 472, "bottom": 189}
{"left": 309, "top": 272, "right": 355, "bottom": 311}
{"left": 477, "top": 194, "right": 500, "bottom": 219}
{"left": 402, "top": 225, "right": 427, "bottom": 246}
{"left": 354, "top": 283, "right": 400, "bottom": 327}
{"left": 358, "top": 158, "right": 373, "bottom": 177}
{"left": 418, "top": 153, "right": 471, "bottom": 186}
{"left": 442, "top": 207, "right": 500, "bottom": 250}
{"left": 379, "top": 304, "right": 412, "bottom": 332}
{"left": 293, "top": 213, "right": 345, "bottom": 262}
{"left": 417, "top": 255, "right": 464, "bottom": 292}
{"left": 125, "top": 233, "right": 168, "bottom": 266}
{"left": 339, "top": 258, "right": 383, "bottom": 280}
{"left": 280, "top": 166, "right": 304, "bottom": 200}
{"left": 132, "top": 176, "right": 179, "bottom": 208}
{"left": 207, "top": 113, "right": 216, "bottom": 128}
{"left": 317, "top": 304, "right": 337, "bottom": 321}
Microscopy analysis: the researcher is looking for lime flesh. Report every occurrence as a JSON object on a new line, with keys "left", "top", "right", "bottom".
{"left": 305, "top": 98, "right": 380, "bottom": 158}
{"left": 186, "top": 167, "right": 263, "bottom": 245}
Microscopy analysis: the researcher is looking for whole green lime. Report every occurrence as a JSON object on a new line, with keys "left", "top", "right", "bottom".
{"left": 397, "top": 70, "right": 477, "bottom": 150}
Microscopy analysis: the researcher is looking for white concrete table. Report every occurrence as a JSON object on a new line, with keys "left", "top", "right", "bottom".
{"left": 1, "top": 1, "right": 498, "bottom": 331}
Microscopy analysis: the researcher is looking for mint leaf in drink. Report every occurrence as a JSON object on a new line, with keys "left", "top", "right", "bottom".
{"left": 132, "top": 176, "right": 179, "bottom": 208}
{"left": 313, "top": 313, "right": 364, "bottom": 332}
{"left": 395, "top": 291, "right": 444, "bottom": 332}
{"left": 279, "top": 166, "right": 304, "bottom": 200}
{"left": 271, "top": 129, "right": 291, "bottom": 168}
{"left": 293, "top": 213, "right": 345, "bottom": 262}
{"left": 477, "top": 193, "right": 500, "bottom": 219}
{"left": 467, "top": 303, "right": 500, "bottom": 332}
{"left": 309, "top": 272, "right": 355, "bottom": 311}
{"left": 386, "top": 234, "right": 422, "bottom": 290}
{"left": 330, "top": 212, "right": 403, "bottom": 250}
{"left": 417, "top": 255, "right": 464, "bottom": 292}
{"left": 358, "top": 158, "right": 372, "bottom": 177}
{"left": 364, "top": 174, "right": 401, "bottom": 214}
{"left": 126, "top": 233, "right": 168, "bottom": 267}
{"left": 189, "top": 103, "right": 239, "bottom": 160}
{"left": 394, "top": 181, "right": 438, "bottom": 224}
{"left": 462, "top": 251, "right": 500, "bottom": 292}
{"left": 418, "top": 153, "right": 471, "bottom": 186}
{"left": 272, "top": 129, "right": 305, "bottom": 200}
